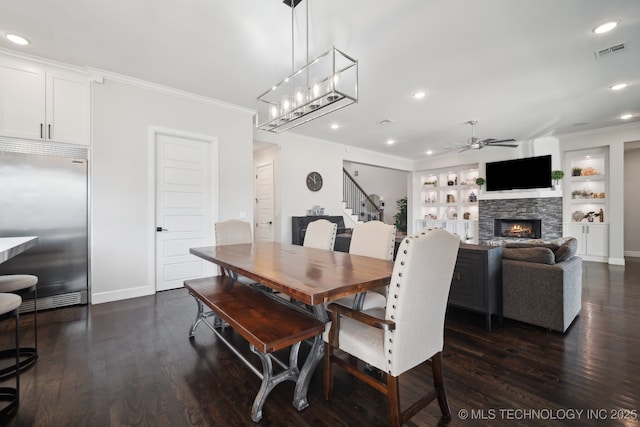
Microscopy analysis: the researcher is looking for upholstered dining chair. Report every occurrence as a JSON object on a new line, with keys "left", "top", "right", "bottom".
{"left": 333, "top": 221, "right": 396, "bottom": 310}
{"left": 303, "top": 219, "right": 337, "bottom": 251}
{"left": 215, "top": 219, "right": 253, "bottom": 246}
{"left": 323, "top": 229, "right": 460, "bottom": 427}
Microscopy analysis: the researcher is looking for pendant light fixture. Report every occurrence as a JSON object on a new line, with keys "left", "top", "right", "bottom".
{"left": 256, "top": 0, "right": 358, "bottom": 133}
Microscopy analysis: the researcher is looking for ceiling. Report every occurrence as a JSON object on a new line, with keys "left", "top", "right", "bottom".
{"left": 1, "top": 0, "right": 638, "bottom": 159}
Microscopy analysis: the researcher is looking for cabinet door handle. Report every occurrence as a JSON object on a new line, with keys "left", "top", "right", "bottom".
{"left": 453, "top": 272, "right": 461, "bottom": 281}
{"left": 48, "top": 124, "right": 51, "bottom": 139}
{"left": 40, "top": 123, "right": 43, "bottom": 139}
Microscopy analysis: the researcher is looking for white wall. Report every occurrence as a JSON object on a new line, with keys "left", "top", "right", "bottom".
{"left": 91, "top": 79, "right": 254, "bottom": 303}
{"left": 343, "top": 161, "right": 408, "bottom": 226}
{"left": 624, "top": 143, "right": 640, "bottom": 256}
{"left": 254, "top": 130, "right": 413, "bottom": 244}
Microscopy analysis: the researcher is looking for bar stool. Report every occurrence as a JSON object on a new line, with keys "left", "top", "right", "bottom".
{"left": 0, "top": 275, "right": 38, "bottom": 379}
{"left": 0, "top": 293, "right": 21, "bottom": 421}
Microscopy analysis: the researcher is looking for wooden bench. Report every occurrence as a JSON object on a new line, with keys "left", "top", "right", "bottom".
{"left": 184, "top": 275, "right": 325, "bottom": 422}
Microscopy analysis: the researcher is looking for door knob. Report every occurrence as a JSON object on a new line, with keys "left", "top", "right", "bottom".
{"left": 156, "top": 227, "right": 168, "bottom": 232}
{"left": 268, "top": 221, "right": 273, "bottom": 225}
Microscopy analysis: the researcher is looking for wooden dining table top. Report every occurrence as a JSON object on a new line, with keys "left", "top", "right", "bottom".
{"left": 190, "top": 242, "right": 394, "bottom": 306}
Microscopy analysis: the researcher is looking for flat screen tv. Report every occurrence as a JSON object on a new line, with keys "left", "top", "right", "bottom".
{"left": 486, "top": 155, "right": 552, "bottom": 191}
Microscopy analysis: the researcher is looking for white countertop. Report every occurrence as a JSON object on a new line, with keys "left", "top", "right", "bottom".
{"left": 0, "top": 236, "right": 39, "bottom": 264}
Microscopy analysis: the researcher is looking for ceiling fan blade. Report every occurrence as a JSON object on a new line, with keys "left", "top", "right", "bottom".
{"left": 488, "top": 143, "right": 519, "bottom": 148}
{"left": 432, "top": 146, "right": 465, "bottom": 157}
{"left": 484, "top": 138, "right": 516, "bottom": 144}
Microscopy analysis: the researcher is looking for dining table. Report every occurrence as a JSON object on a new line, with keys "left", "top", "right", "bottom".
{"left": 190, "top": 241, "right": 394, "bottom": 411}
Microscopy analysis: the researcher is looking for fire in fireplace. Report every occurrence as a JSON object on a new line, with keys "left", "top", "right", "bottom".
{"left": 494, "top": 219, "right": 542, "bottom": 239}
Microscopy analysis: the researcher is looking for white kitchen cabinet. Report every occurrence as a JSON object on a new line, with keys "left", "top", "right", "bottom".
{"left": 0, "top": 55, "right": 90, "bottom": 145}
{"left": 564, "top": 222, "right": 609, "bottom": 261}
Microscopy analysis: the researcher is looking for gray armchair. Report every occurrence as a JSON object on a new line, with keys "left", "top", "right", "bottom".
{"left": 502, "top": 251, "right": 582, "bottom": 333}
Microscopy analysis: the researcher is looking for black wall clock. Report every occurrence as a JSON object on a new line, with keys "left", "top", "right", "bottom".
{"left": 306, "top": 171, "right": 323, "bottom": 191}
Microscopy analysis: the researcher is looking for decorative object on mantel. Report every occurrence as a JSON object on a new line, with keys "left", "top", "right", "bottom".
{"left": 475, "top": 177, "right": 485, "bottom": 192}
{"left": 572, "top": 210, "right": 585, "bottom": 222}
{"left": 307, "top": 205, "right": 325, "bottom": 216}
{"left": 572, "top": 167, "right": 582, "bottom": 176}
{"left": 571, "top": 190, "right": 581, "bottom": 199}
{"left": 581, "top": 167, "right": 598, "bottom": 176}
{"left": 583, "top": 211, "right": 600, "bottom": 222}
{"left": 423, "top": 180, "right": 436, "bottom": 187}
{"left": 256, "top": 0, "right": 358, "bottom": 133}
{"left": 551, "top": 170, "right": 564, "bottom": 190}
{"left": 468, "top": 192, "right": 477, "bottom": 202}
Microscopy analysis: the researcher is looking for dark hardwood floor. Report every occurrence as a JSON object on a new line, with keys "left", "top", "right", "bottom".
{"left": 1, "top": 259, "right": 638, "bottom": 426}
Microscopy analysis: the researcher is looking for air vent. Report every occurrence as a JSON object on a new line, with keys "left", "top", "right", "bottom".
{"left": 594, "top": 42, "right": 627, "bottom": 59}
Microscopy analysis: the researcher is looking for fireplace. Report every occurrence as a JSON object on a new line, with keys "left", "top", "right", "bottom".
{"left": 494, "top": 219, "right": 542, "bottom": 239}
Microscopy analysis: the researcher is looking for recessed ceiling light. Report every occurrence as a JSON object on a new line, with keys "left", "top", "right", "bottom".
{"left": 413, "top": 92, "right": 426, "bottom": 99}
{"left": 5, "top": 33, "right": 30, "bottom": 45}
{"left": 609, "top": 82, "right": 628, "bottom": 91}
{"left": 620, "top": 113, "right": 633, "bottom": 120}
{"left": 593, "top": 20, "right": 619, "bottom": 34}
{"left": 426, "top": 150, "right": 433, "bottom": 155}
{"left": 386, "top": 139, "right": 395, "bottom": 145}
{"left": 330, "top": 124, "right": 339, "bottom": 130}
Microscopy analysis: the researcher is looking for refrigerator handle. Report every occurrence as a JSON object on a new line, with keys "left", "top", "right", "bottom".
{"left": 48, "top": 124, "right": 52, "bottom": 139}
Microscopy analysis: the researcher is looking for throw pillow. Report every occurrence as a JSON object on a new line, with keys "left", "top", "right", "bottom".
{"left": 554, "top": 238, "right": 578, "bottom": 263}
{"left": 502, "top": 247, "right": 556, "bottom": 265}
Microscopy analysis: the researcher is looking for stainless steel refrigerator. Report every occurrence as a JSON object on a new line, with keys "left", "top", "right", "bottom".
{"left": 0, "top": 138, "right": 88, "bottom": 310}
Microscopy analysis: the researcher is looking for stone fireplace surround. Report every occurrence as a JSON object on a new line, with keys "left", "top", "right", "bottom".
{"left": 478, "top": 197, "right": 563, "bottom": 243}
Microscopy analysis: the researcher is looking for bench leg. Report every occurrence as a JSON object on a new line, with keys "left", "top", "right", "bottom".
{"left": 188, "top": 293, "right": 223, "bottom": 337}
{"left": 249, "top": 342, "right": 303, "bottom": 422}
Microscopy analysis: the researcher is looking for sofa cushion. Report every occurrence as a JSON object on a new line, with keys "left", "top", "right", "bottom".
{"left": 554, "top": 238, "right": 578, "bottom": 263}
{"left": 502, "top": 247, "right": 556, "bottom": 265}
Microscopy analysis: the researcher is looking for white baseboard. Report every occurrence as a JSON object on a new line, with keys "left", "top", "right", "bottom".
{"left": 608, "top": 257, "right": 626, "bottom": 266}
{"left": 91, "top": 285, "right": 155, "bottom": 304}
{"left": 624, "top": 251, "right": 640, "bottom": 258}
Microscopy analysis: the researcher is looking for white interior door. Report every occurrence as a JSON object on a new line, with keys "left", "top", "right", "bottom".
{"left": 156, "top": 131, "right": 216, "bottom": 291}
{"left": 255, "top": 162, "right": 275, "bottom": 242}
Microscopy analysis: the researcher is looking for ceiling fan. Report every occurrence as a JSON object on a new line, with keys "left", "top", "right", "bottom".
{"left": 458, "top": 120, "right": 518, "bottom": 152}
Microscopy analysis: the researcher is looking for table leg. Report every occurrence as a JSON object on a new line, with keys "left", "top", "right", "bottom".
{"left": 292, "top": 304, "right": 328, "bottom": 411}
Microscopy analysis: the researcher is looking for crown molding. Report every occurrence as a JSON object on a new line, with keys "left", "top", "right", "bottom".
{"left": 86, "top": 67, "right": 255, "bottom": 116}
{"left": 0, "top": 47, "right": 88, "bottom": 74}
{"left": 0, "top": 47, "right": 254, "bottom": 116}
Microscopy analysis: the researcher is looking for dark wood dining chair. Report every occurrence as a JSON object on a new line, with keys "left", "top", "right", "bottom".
{"left": 323, "top": 229, "right": 460, "bottom": 426}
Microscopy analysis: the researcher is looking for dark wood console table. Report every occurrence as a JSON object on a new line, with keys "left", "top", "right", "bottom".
{"left": 448, "top": 243, "right": 502, "bottom": 331}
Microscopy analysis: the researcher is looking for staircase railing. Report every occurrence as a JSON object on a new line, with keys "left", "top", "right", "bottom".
{"left": 343, "top": 168, "right": 384, "bottom": 222}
